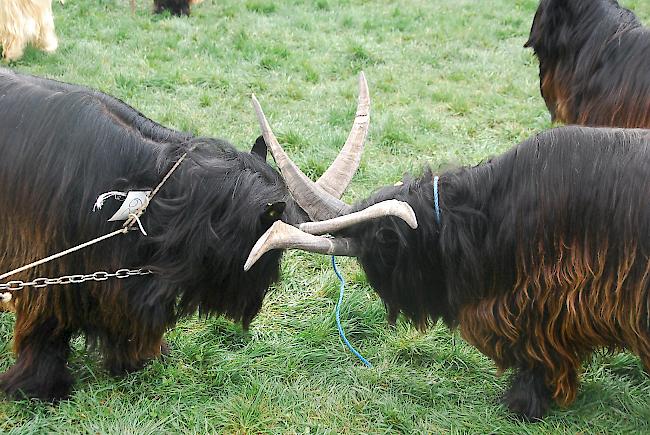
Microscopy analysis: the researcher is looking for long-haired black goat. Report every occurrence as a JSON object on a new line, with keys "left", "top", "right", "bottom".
{"left": 526, "top": 0, "right": 650, "bottom": 127}
{"left": 246, "top": 101, "right": 650, "bottom": 419}
{"left": 0, "top": 68, "right": 369, "bottom": 401}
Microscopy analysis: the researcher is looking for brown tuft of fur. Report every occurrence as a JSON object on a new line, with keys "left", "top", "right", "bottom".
{"left": 459, "top": 225, "right": 650, "bottom": 407}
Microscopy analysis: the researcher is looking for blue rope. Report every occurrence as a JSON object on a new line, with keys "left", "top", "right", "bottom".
{"left": 331, "top": 256, "right": 372, "bottom": 368}
{"left": 433, "top": 175, "right": 441, "bottom": 223}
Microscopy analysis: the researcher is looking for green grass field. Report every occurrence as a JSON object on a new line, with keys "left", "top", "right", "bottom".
{"left": 2, "top": 0, "right": 650, "bottom": 432}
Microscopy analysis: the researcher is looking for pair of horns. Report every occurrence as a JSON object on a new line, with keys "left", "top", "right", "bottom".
{"left": 244, "top": 199, "right": 417, "bottom": 270}
{"left": 245, "top": 73, "right": 418, "bottom": 271}
{"left": 251, "top": 72, "right": 371, "bottom": 221}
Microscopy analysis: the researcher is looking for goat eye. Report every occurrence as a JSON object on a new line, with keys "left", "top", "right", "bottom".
{"left": 376, "top": 228, "right": 398, "bottom": 245}
{"left": 261, "top": 201, "right": 286, "bottom": 224}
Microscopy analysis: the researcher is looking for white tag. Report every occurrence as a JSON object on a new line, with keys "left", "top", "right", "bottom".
{"left": 108, "top": 191, "right": 151, "bottom": 221}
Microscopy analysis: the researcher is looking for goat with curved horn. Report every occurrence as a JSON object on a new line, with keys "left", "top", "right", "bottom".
{"left": 246, "top": 124, "right": 650, "bottom": 421}
{"left": 251, "top": 72, "right": 370, "bottom": 221}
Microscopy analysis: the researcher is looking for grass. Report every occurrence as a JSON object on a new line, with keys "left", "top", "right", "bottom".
{"left": 2, "top": 0, "right": 650, "bottom": 432}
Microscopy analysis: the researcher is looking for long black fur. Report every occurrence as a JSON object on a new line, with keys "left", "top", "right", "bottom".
{"left": 525, "top": 0, "right": 650, "bottom": 127}
{"left": 337, "top": 126, "right": 650, "bottom": 419}
{"left": 0, "top": 68, "right": 300, "bottom": 401}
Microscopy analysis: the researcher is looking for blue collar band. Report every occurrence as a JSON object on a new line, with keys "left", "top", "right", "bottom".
{"left": 433, "top": 175, "right": 441, "bottom": 223}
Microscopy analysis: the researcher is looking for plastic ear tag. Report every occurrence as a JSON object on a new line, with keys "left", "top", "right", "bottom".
{"left": 108, "top": 191, "right": 151, "bottom": 221}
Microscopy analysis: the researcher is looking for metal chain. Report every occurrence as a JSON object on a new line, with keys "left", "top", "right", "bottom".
{"left": 0, "top": 268, "right": 152, "bottom": 292}
{"left": 0, "top": 151, "right": 191, "bottom": 304}
{"left": 0, "top": 150, "right": 190, "bottom": 287}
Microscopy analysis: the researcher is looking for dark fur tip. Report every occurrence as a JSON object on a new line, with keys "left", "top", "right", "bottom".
{"left": 160, "top": 339, "right": 171, "bottom": 357}
{"left": 386, "top": 305, "right": 399, "bottom": 326}
{"left": 0, "top": 365, "right": 73, "bottom": 402}
{"left": 501, "top": 369, "right": 552, "bottom": 421}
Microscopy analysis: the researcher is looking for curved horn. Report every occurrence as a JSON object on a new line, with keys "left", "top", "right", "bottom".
{"left": 251, "top": 95, "right": 350, "bottom": 221}
{"left": 244, "top": 221, "right": 359, "bottom": 271}
{"left": 316, "top": 72, "right": 370, "bottom": 199}
{"left": 299, "top": 200, "right": 417, "bottom": 235}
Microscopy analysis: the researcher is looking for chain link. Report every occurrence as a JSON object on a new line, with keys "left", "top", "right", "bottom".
{"left": 0, "top": 268, "right": 152, "bottom": 292}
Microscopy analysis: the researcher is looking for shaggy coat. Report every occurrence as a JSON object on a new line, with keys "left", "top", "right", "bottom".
{"left": 338, "top": 127, "right": 650, "bottom": 419}
{"left": 0, "top": 0, "right": 57, "bottom": 61}
{"left": 0, "top": 68, "right": 297, "bottom": 401}
{"left": 153, "top": 0, "right": 203, "bottom": 16}
{"left": 526, "top": 0, "right": 650, "bottom": 127}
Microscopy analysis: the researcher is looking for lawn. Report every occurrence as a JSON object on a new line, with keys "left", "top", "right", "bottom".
{"left": 2, "top": 0, "right": 650, "bottom": 432}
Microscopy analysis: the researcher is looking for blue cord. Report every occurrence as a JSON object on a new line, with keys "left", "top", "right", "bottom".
{"left": 331, "top": 256, "right": 372, "bottom": 368}
{"left": 433, "top": 175, "right": 441, "bottom": 223}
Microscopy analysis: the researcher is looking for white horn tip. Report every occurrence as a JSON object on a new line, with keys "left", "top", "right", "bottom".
{"left": 358, "top": 71, "right": 368, "bottom": 92}
{"left": 392, "top": 200, "right": 418, "bottom": 229}
{"left": 406, "top": 209, "right": 418, "bottom": 229}
{"left": 243, "top": 257, "right": 255, "bottom": 272}
{"left": 244, "top": 221, "right": 280, "bottom": 271}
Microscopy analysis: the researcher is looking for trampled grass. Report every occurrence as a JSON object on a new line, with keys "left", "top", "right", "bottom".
{"left": 2, "top": 0, "right": 650, "bottom": 432}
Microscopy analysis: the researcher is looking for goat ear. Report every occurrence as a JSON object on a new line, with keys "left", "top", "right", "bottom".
{"left": 261, "top": 201, "right": 286, "bottom": 223}
{"left": 251, "top": 135, "right": 268, "bottom": 161}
